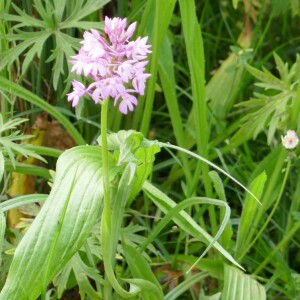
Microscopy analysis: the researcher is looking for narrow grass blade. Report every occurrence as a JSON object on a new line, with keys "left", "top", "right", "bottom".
{"left": 209, "top": 171, "right": 233, "bottom": 248}
{"left": 123, "top": 243, "right": 164, "bottom": 300}
{"left": 165, "top": 272, "right": 208, "bottom": 300}
{"left": 0, "top": 211, "right": 6, "bottom": 268}
{"left": 0, "top": 151, "right": 4, "bottom": 182}
{"left": 139, "top": 196, "right": 231, "bottom": 275}
{"left": 135, "top": 0, "right": 176, "bottom": 134}
{"left": 235, "top": 172, "right": 267, "bottom": 261}
{"left": 160, "top": 142, "right": 261, "bottom": 204}
{"left": 4, "top": 161, "right": 51, "bottom": 179}
{"left": 0, "top": 194, "right": 47, "bottom": 212}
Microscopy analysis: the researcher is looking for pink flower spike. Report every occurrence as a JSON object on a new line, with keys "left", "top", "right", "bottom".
{"left": 67, "top": 16, "right": 151, "bottom": 115}
{"left": 67, "top": 80, "right": 86, "bottom": 107}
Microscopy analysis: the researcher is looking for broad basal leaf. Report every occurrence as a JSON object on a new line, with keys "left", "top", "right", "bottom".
{"left": 221, "top": 265, "right": 266, "bottom": 300}
{"left": 0, "top": 145, "right": 118, "bottom": 300}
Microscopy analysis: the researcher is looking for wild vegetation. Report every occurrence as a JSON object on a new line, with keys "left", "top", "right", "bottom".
{"left": 0, "top": 0, "right": 300, "bottom": 299}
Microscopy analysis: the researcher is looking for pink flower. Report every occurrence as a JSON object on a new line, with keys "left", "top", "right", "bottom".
{"left": 126, "top": 37, "right": 151, "bottom": 60}
{"left": 81, "top": 30, "right": 105, "bottom": 58}
{"left": 116, "top": 94, "right": 138, "bottom": 114}
{"left": 68, "top": 17, "right": 151, "bottom": 114}
{"left": 67, "top": 80, "right": 86, "bottom": 107}
{"left": 104, "top": 17, "right": 136, "bottom": 44}
{"left": 281, "top": 130, "right": 299, "bottom": 149}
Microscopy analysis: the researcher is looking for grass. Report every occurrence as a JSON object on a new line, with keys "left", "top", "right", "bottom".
{"left": 0, "top": 0, "right": 300, "bottom": 299}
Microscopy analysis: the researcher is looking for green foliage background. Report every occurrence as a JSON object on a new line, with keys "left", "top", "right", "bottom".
{"left": 0, "top": 0, "right": 300, "bottom": 299}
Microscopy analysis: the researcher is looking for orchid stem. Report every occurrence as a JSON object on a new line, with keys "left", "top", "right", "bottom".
{"left": 101, "top": 100, "right": 111, "bottom": 210}
{"left": 100, "top": 99, "right": 112, "bottom": 299}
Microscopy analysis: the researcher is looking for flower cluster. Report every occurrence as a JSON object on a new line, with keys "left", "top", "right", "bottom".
{"left": 281, "top": 130, "right": 299, "bottom": 150}
{"left": 67, "top": 17, "right": 151, "bottom": 114}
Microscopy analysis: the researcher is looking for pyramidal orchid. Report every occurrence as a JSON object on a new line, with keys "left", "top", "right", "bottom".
{"left": 67, "top": 17, "right": 151, "bottom": 114}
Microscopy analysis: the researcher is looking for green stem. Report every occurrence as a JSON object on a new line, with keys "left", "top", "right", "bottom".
{"left": 99, "top": 101, "right": 140, "bottom": 299}
{"left": 237, "top": 158, "right": 291, "bottom": 262}
{"left": 101, "top": 100, "right": 111, "bottom": 211}
{"left": 100, "top": 99, "right": 112, "bottom": 299}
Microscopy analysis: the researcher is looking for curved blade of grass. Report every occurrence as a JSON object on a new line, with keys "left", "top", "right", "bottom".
{"left": 139, "top": 196, "right": 231, "bottom": 273}
{"left": 0, "top": 145, "right": 109, "bottom": 299}
{"left": 165, "top": 272, "right": 208, "bottom": 300}
{"left": 0, "top": 211, "right": 6, "bottom": 268}
{"left": 160, "top": 142, "right": 261, "bottom": 204}
{"left": 143, "top": 181, "right": 244, "bottom": 271}
{"left": 4, "top": 160, "right": 51, "bottom": 179}
{"left": 0, "top": 194, "right": 47, "bottom": 212}
{"left": 209, "top": 171, "right": 233, "bottom": 248}
{"left": 23, "top": 145, "right": 62, "bottom": 158}
{"left": 0, "top": 76, "right": 85, "bottom": 145}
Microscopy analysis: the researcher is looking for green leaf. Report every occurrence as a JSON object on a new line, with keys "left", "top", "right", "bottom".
{"left": 165, "top": 272, "right": 209, "bottom": 300}
{"left": 11, "top": 3, "right": 47, "bottom": 28}
{"left": 0, "top": 211, "right": 6, "bottom": 268}
{"left": 0, "top": 194, "right": 47, "bottom": 212}
{"left": 4, "top": 160, "right": 51, "bottom": 179}
{"left": 63, "top": 0, "right": 110, "bottom": 25}
{"left": 72, "top": 253, "right": 102, "bottom": 300}
{"left": 33, "top": 0, "right": 54, "bottom": 26}
{"left": 50, "top": 31, "right": 77, "bottom": 89}
{"left": 101, "top": 130, "right": 142, "bottom": 151}
{"left": 0, "top": 151, "right": 4, "bottom": 182}
{"left": 273, "top": 52, "right": 289, "bottom": 83}
{"left": 246, "top": 64, "right": 284, "bottom": 91}
{"left": 235, "top": 172, "right": 267, "bottom": 261}
{"left": 135, "top": 0, "right": 176, "bottom": 134}
{"left": 232, "top": 92, "right": 292, "bottom": 145}
{"left": 1, "top": 0, "right": 109, "bottom": 89}
{"left": 232, "top": 0, "right": 240, "bottom": 9}
{"left": 0, "top": 31, "right": 49, "bottom": 72}
{"left": 99, "top": 130, "right": 160, "bottom": 203}
{"left": 53, "top": 0, "right": 66, "bottom": 23}
{"left": 209, "top": 171, "right": 233, "bottom": 248}
{"left": 221, "top": 265, "right": 266, "bottom": 300}
{"left": 209, "top": 171, "right": 226, "bottom": 201}
{"left": 0, "top": 136, "right": 46, "bottom": 163}
{"left": 21, "top": 32, "right": 51, "bottom": 76}
{"left": 0, "top": 145, "right": 116, "bottom": 299}
{"left": 123, "top": 243, "right": 164, "bottom": 300}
